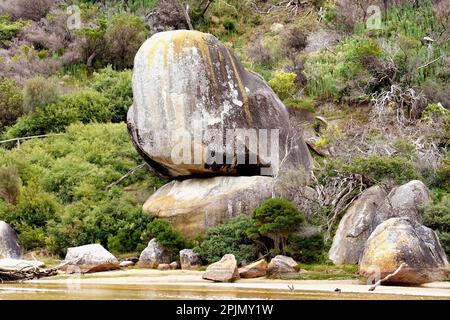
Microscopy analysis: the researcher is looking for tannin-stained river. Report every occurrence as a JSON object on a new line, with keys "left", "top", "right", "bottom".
{"left": 0, "top": 282, "right": 447, "bottom": 300}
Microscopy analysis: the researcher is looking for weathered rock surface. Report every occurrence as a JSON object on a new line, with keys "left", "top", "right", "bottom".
{"left": 202, "top": 254, "right": 240, "bottom": 282}
{"left": 180, "top": 249, "right": 201, "bottom": 270}
{"left": 169, "top": 261, "right": 178, "bottom": 270}
{"left": 372, "top": 180, "right": 430, "bottom": 232}
{"left": 63, "top": 244, "right": 120, "bottom": 274}
{"left": 138, "top": 238, "right": 172, "bottom": 268}
{"left": 0, "top": 221, "right": 21, "bottom": 259}
{"left": 157, "top": 263, "right": 170, "bottom": 270}
{"left": 0, "top": 258, "right": 44, "bottom": 271}
{"left": 329, "top": 186, "right": 387, "bottom": 264}
{"left": 238, "top": 259, "right": 268, "bottom": 278}
{"left": 267, "top": 255, "right": 299, "bottom": 275}
{"left": 128, "top": 30, "right": 312, "bottom": 179}
{"left": 143, "top": 176, "right": 274, "bottom": 238}
{"left": 360, "top": 218, "right": 449, "bottom": 284}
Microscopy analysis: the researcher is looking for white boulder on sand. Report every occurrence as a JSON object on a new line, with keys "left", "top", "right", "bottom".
{"left": 0, "top": 221, "right": 22, "bottom": 259}
{"left": 180, "top": 249, "right": 201, "bottom": 270}
{"left": 62, "top": 244, "right": 120, "bottom": 274}
{"left": 267, "top": 255, "right": 299, "bottom": 275}
{"left": 203, "top": 254, "right": 240, "bottom": 282}
{"left": 138, "top": 238, "right": 172, "bottom": 268}
{"left": 360, "top": 218, "right": 449, "bottom": 285}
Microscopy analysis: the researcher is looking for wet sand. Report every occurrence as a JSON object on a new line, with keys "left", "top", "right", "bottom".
{"left": 0, "top": 269, "right": 447, "bottom": 300}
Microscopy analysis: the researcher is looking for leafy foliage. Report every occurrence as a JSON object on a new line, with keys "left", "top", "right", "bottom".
{"left": 0, "top": 123, "right": 164, "bottom": 255}
{"left": 0, "top": 78, "right": 23, "bottom": 132}
{"left": 250, "top": 198, "right": 305, "bottom": 254}
{"left": 194, "top": 215, "right": 258, "bottom": 265}
{"left": 142, "top": 219, "right": 189, "bottom": 255}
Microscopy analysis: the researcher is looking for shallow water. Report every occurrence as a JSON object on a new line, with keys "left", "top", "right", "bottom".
{"left": 0, "top": 282, "right": 446, "bottom": 300}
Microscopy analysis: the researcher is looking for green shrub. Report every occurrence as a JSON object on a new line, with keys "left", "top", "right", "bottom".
{"left": 103, "top": 14, "right": 149, "bottom": 69}
{"left": 0, "top": 123, "right": 163, "bottom": 256}
{"left": 286, "top": 233, "right": 326, "bottom": 263}
{"left": 4, "top": 90, "right": 111, "bottom": 138}
{"left": 0, "top": 166, "right": 21, "bottom": 205}
{"left": 268, "top": 71, "right": 297, "bottom": 101}
{"left": 343, "top": 155, "right": 420, "bottom": 185}
{"left": 0, "top": 15, "right": 24, "bottom": 44}
{"left": 90, "top": 67, "right": 132, "bottom": 122}
{"left": 23, "top": 76, "right": 60, "bottom": 113}
{"left": 142, "top": 219, "right": 188, "bottom": 255}
{"left": 284, "top": 98, "right": 316, "bottom": 112}
{"left": 250, "top": 198, "right": 305, "bottom": 254}
{"left": 48, "top": 188, "right": 152, "bottom": 256}
{"left": 194, "top": 215, "right": 258, "bottom": 265}
{"left": 423, "top": 193, "right": 450, "bottom": 255}
{"left": 0, "top": 78, "right": 23, "bottom": 132}
{"left": 223, "top": 19, "right": 236, "bottom": 33}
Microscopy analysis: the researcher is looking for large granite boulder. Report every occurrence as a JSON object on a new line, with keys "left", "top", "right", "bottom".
{"left": 329, "top": 186, "right": 387, "bottom": 264}
{"left": 128, "top": 30, "right": 312, "bottom": 179}
{"left": 179, "top": 249, "right": 201, "bottom": 270}
{"left": 62, "top": 244, "right": 120, "bottom": 274}
{"left": 267, "top": 255, "right": 299, "bottom": 275}
{"left": 143, "top": 176, "right": 274, "bottom": 238}
{"left": 359, "top": 218, "right": 449, "bottom": 284}
{"left": 203, "top": 254, "right": 240, "bottom": 282}
{"left": 238, "top": 259, "right": 268, "bottom": 278}
{"left": 371, "top": 180, "right": 430, "bottom": 232}
{"left": 0, "top": 221, "right": 21, "bottom": 259}
{"left": 138, "top": 238, "right": 172, "bottom": 268}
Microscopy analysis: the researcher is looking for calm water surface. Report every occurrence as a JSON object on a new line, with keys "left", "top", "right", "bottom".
{"left": 0, "top": 282, "right": 444, "bottom": 300}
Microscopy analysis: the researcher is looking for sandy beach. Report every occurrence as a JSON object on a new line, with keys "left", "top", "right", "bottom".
{"left": 0, "top": 269, "right": 440, "bottom": 300}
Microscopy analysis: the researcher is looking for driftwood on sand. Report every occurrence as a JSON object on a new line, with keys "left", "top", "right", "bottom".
{"left": 368, "top": 263, "right": 408, "bottom": 291}
{"left": 0, "top": 258, "right": 82, "bottom": 282}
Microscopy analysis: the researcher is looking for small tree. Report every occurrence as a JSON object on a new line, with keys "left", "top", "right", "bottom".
{"left": 23, "top": 76, "right": 59, "bottom": 113}
{"left": 143, "top": 219, "right": 188, "bottom": 255}
{"left": 250, "top": 198, "right": 304, "bottom": 254}
{"left": 0, "top": 78, "right": 23, "bottom": 131}
{"left": 0, "top": 166, "right": 21, "bottom": 205}
{"left": 104, "top": 14, "right": 149, "bottom": 69}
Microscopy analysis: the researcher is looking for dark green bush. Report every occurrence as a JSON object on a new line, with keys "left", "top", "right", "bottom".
{"left": 0, "top": 123, "right": 164, "bottom": 256}
{"left": 343, "top": 155, "right": 421, "bottom": 185}
{"left": 194, "top": 215, "right": 258, "bottom": 265}
{"left": 0, "top": 78, "right": 23, "bottom": 132}
{"left": 423, "top": 193, "right": 450, "bottom": 255}
{"left": 4, "top": 90, "right": 111, "bottom": 138}
{"left": 286, "top": 233, "right": 326, "bottom": 263}
{"left": 90, "top": 67, "right": 132, "bottom": 122}
{"left": 250, "top": 198, "right": 305, "bottom": 254}
{"left": 142, "top": 219, "right": 188, "bottom": 255}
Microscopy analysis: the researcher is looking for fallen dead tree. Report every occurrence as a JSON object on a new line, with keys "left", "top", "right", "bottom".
{"left": 0, "top": 258, "right": 81, "bottom": 282}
